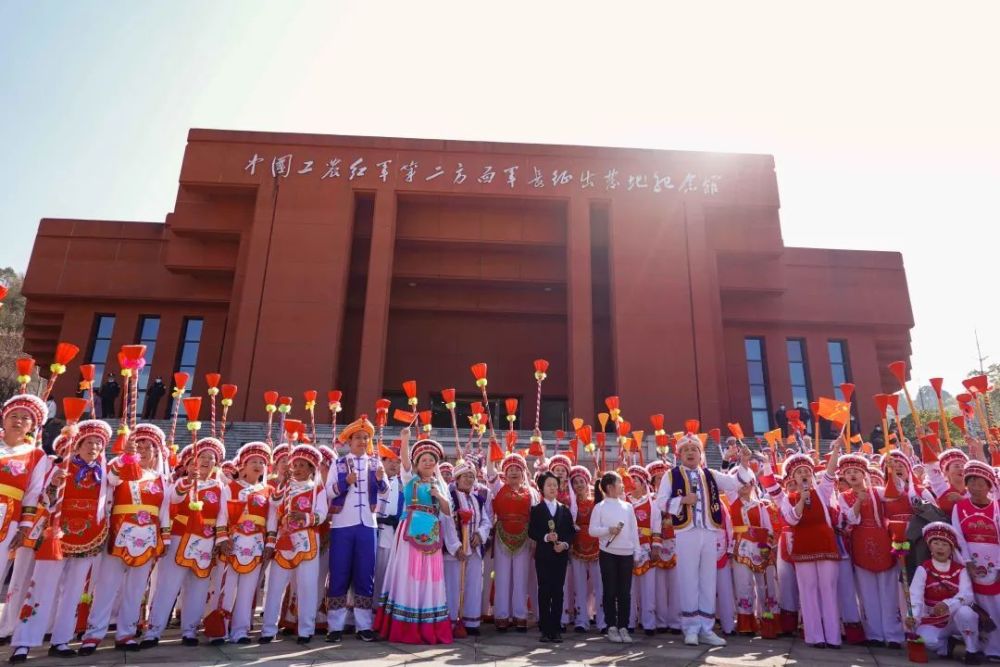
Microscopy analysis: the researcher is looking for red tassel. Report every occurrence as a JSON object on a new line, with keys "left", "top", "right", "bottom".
{"left": 187, "top": 508, "right": 204, "bottom": 537}
{"left": 685, "top": 419, "right": 699, "bottom": 434}
{"left": 203, "top": 608, "right": 230, "bottom": 639}
{"left": 37, "top": 526, "right": 63, "bottom": 561}
{"left": 887, "top": 361, "right": 908, "bottom": 385}
{"left": 117, "top": 453, "right": 143, "bottom": 482}
{"left": 489, "top": 439, "right": 504, "bottom": 463}
{"left": 55, "top": 342, "right": 81, "bottom": 366}
{"left": 75, "top": 600, "right": 91, "bottom": 635}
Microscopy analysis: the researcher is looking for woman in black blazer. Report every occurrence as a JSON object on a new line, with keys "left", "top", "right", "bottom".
{"left": 528, "top": 472, "right": 576, "bottom": 643}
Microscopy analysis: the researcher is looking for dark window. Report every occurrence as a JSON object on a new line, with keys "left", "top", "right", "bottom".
{"left": 171, "top": 318, "right": 203, "bottom": 411}
{"left": 829, "top": 340, "right": 852, "bottom": 398}
{"left": 745, "top": 338, "right": 771, "bottom": 435}
{"left": 787, "top": 339, "right": 811, "bottom": 431}
{"left": 87, "top": 315, "right": 116, "bottom": 383}
{"left": 134, "top": 316, "right": 160, "bottom": 413}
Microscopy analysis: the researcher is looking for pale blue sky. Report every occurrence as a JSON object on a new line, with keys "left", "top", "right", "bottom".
{"left": 2, "top": 1, "right": 998, "bottom": 395}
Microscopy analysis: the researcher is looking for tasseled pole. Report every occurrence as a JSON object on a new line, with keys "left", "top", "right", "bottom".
{"left": 220, "top": 384, "right": 237, "bottom": 446}
{"left": 328, "top": 390, "right": 343, "bottom": 454}
{"left": 442, "top": 388, "right": 463, "bottom": 462}
{"left": 16, "top": 357, "right": 35, "bottom": 395}
{"left": 42, "top": 343, "right": 80, "bottom": 402}
{"left": 264, "top": 391, "right": 278, "bottom": 446}
{"left": 167, "top": 373, "right": 189, "bottom": 469}
{"left": 205, "top": 373, "right": 222, "bottom": 439}
{"left": 304, "top": 390, "right": 318, "bottom": 444}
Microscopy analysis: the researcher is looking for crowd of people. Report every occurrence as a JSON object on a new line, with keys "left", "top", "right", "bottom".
{"left": 0, "top": 358, "right": 995, "bottom": 665}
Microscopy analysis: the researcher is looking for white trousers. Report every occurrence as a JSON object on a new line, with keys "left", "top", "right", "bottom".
{"left": 629, "top": 570, "right": 657, "bottom": 630}
{"left": 777, "top": 552, "right": 798, "bottom": 612}
{"left": 655, "top": 565, "right": 681, "bottom": 630}
{"left": 0, "top": 526, "right": 19, "bottom": 599}
{"left": 917, "top": 607, "right": 979, "bottom": 655}
{"left": 262, "top": 558, "right": 319, "bottom": 638}
{"left": 316, "top": 545, "right": 329, "bottom": 621}
{"left": 481, "top": 550, "right": 493, "bottom": 617}
{"left": 855, "top": 566, "right": 903, "bottom": 643}
{"left": 83, "top": 555, "right": 154, "bottom": 642}
{"left": 225, "top": 566, "right": 262, "bottom": 642}
{"left": 732, "top": 563, "right": 778, "bottom": 617}
{"left": 147, "top": 541, "right": 214, "bottom": 640}
{"left": 838, "top": 557, "right": 862, "bottom": 623}
{"left": 444, "top": 554, "right": 483, "bottom": 626}
{"left": 716, "top": 563, "right": 736, "bottom": 634}
{"left": 973, "top": 593, "right": 1000, "bottom": 656}
{"left": 0, "top": 547, "right": 36, "bottom": 638}
{"left": 571, "top": 557, "right": 604, "bottom": 629}
{"left": 561, "top": 565, "right": 575, "bottom": 625}
{"left": 374, "top": 545, "right": 392, "bottom": 602}
{"left": 675, "top": 527, "right": 718, "bottom": 634}
{"left": 12, "top": 556, "right": 95, "bottom": 648}
{"left": 493, "top": 546, "right": 530, "bottom": 622}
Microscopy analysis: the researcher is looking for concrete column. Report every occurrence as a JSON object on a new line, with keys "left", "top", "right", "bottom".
{"left": 566, "top": 196, "right": 595, "bottom": 419}
{"left": 355, "top": 190, "right": 397, "bottom": 415}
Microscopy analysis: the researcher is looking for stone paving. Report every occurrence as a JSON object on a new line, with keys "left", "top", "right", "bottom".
{"left": 1, "top": 628, "right": 930, "bottom": 667}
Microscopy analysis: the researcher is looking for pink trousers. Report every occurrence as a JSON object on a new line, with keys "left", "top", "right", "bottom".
{"left": 794, "top": 559, "right": 840, "bottom": 646}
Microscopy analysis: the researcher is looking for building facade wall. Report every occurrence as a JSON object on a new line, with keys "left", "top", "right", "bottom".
{"left": 21, "top": 129, "right": 914, "bottom": 435}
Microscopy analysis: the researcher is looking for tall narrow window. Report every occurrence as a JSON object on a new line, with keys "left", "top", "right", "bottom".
{"left": 172, "top": 318, "right": 203, "bottom": 410}
{"left": 786, "top": 339, "right": 811, "bottom": 430}
{"left": 134, "top": 316, "right": 160, "bottom": 413}
{"left": 87, "top": 315, "right": 115, "bottom": 384}
{"left": 828, "top": 340, "right": 852, "bottom": 398}
{"left": 745, "top": 337, "right": 771, "bottom": 434}
{"left": 828, "top": 339, "right": 855, "bottom": 432}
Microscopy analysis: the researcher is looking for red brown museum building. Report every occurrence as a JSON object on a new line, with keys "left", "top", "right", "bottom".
{"left": 21, "top": 129, "right": 914, "bottom": 434}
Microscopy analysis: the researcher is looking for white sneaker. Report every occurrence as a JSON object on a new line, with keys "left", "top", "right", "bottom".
{"left": 698, "top": 630, "right": 727, "bottom": 646}
{"left": 620, "top": 629, "right": 634, "bottom": 644}
{"left": 684, "top": 632, "right": 700, "bottom": 646}
{"left": 607, "top": 626, "right": 623, "bottom": 643}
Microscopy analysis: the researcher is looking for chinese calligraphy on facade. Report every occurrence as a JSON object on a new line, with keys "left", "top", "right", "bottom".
{"left": 243, "top": 153, "right": 722, "bottom": 196}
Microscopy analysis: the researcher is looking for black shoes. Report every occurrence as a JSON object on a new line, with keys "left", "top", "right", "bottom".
{"left": 539, "top": 635, "right": 550, "bottom": 643}
{"left": 78, "top": 644, "right": 98, "bottom": 657}
{"left": 574, "top": 626, "right": 587, "bottom": 634}
{"left": 48, "top": 645, "right": 76, "bottom": 658}
{"left": 296, "top": 636, "right": 311, "bottom": 645}
{"left": 466, "top": 627, "right": 480, "bottom": 636}
{"left": 966, "top": 651, "right": 985, "bottom": 665}
{"left": 236, "top": 637, "right": 252, "bottom": 644}
{"left": 551, "top": 633, "right": 563, "bottom": 644}
{"left": 645, "top": 629, "right": 655, "bottom": 636}
{"left": 209, "top": 638, "right": 226, "bottom": 646}
{"left": 181, "top": 636, "right": 199, "bottom": 647}
{"left": 139, "top": 638, "right": 159, "bottom": 649}
{"left": 258, "top": 635, "right": 274, "bottom": 644}
{"left": 8, "top": 647, "right": 28, "bottom": 664}
{"left": 357, "top": 630, "right": 376, "bottom": 642}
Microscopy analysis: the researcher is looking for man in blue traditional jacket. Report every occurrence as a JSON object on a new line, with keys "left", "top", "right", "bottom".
{"left": 324, "top": 415, "right": 387, "bottom": 642}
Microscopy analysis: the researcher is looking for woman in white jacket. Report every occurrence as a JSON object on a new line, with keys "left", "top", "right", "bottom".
{"left": 589, "top": 471, "right": 642, "bottom": 644}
